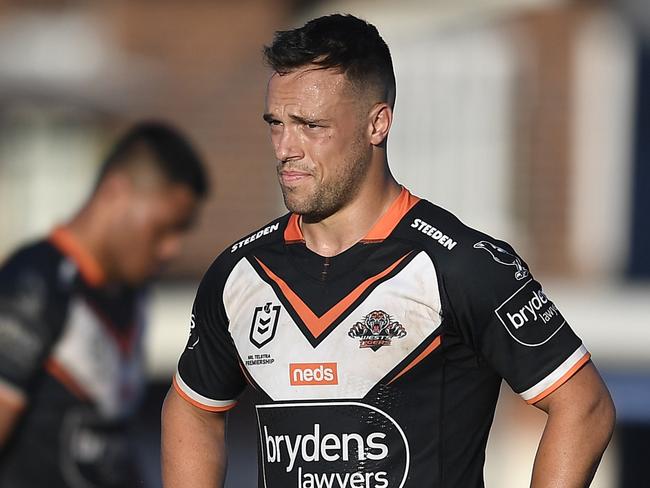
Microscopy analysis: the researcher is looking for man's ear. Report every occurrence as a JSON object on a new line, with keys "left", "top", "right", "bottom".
{"left": 369, "top": 103, "right": 393, "bottom": 146}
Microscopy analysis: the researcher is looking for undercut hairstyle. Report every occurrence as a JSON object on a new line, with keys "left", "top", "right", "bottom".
{"left": 263, "top": 14, "right": 396, "bottom": 106}
{"left": 96, "top": 121, "right": 208, "bottom": 198}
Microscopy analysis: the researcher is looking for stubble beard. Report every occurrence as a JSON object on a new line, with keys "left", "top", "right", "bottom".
{"left": 279, "top": 139, "right": 371, "bottom": 223}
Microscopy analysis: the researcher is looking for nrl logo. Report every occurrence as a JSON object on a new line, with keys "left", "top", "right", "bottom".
{"left": 250, "top": 302, "right": 281, "bottom": 349}
{"left": 348, "top": 310, "right": 407, "bottom": 351}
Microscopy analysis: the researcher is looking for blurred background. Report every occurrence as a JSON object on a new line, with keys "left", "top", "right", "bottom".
{"left": 0, "top": 0, "right": 648, "bottom": 486}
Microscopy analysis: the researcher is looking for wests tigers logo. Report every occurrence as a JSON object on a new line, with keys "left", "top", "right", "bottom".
{"left": 348, "top": 310, "right": 407, "bottom": 351}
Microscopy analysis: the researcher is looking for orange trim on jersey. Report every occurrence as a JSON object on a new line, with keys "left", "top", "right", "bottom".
{"left": 44, "top": 358, "right": 90, "bottom": 401}
{"left": 526, "top": 353, "right": 591, "bottom": 405}
{"left": 255, "top": 252, "right": 412, "bottom": 339}
{"left": 388, "top": 335, "right": 442, "bottom": 384}
{"left": 363, "top": 187, "right": 420, "bottom": 242}
{"left": 172, "top": 375, "right": 237, "bottom": 413}
{"left": 49, "top": 227, "right": 106, "bottom": 287}
{"left": 284, "top": 214, "right": 304, "bottom": 243}
{"left": 283, "top": 187, "right": 420, "bottom": 244}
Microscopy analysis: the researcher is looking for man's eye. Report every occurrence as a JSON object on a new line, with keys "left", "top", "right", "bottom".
{"left": 306, "top": 123, "right": 320, "bottom": 129}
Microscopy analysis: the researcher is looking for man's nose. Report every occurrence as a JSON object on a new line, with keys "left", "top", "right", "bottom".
{"left": 274, "top": 126, "right": 303, "bottom": 162}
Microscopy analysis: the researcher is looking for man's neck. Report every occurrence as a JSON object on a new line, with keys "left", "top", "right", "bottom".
{"left": 301, "top": 179, "right": 402, "bottom": 257}
{"left": 64, "top": 205, "right": 112, "bottom": 282}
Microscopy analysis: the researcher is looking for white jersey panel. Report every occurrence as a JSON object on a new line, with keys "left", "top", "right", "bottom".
{"left": 223, "top": 252, "right": 442, "bottom": 401}
{"left": 50, "top": 298, "right": 144, "bottom": 418}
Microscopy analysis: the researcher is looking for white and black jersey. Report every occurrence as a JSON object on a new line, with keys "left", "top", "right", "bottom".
{"left": 0, "top": 228, "right": 145, "bottom": 488}
{"left": 176, "top": 188, "right": 589, "bottom": 488}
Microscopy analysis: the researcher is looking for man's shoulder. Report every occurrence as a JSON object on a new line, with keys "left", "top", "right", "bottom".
{"left": 0, "top": 238, "right": 72, "bottom": 329}
{"left": 0, "top": 239, "right": 66, "bottom": 288}
{"left": 397, "top": 197, "right": 532, "bottom": 293}
{"left": 227, "top": 214, "right": 290, "bottom": 255}
{"left": 202, "top": 213, "right": 291, "bottom": 282}
{"left": 396, "top": 198, "right": 484, "bottom": 253}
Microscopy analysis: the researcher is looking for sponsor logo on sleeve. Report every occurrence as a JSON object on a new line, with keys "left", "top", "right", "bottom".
{"left": 410, "top": 218, "right": 458, "bottom": 250}
{"left": 290, "top": 363, "right": 338, "bottom": 386}
{"left": 231, "top": 222, "right": 280, "bottom": 253}
{"left": 257, "top": 402, "right": 409, "bottom": 488}
{"left": 348, "top": 310, "right": 407, "bottom": 351}
{"left": 473, "top": 240, "right": 529, "bottom": 281}
{"left": 495, "top": 280, "right": 566, "bottom": 347}
{"left": 250, "top": 302, "right": 281, "bottom": 349}
{"left": 187, "top": 313, "right": 199, "bottom": 350}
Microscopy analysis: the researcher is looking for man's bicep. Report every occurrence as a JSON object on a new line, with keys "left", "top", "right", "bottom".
{"left": 532, "top": 361, "right": 612, "bottom": 414}
{"left": 162, "top": 386, "right": 228, "bottom": 488}
{"left": 0, "top": 385, "right": 26, "bottom": 446}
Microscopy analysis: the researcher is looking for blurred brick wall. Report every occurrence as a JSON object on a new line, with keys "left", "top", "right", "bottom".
{"left": 509, "top": 3, "right": 596, "bottom": 277}
{"left": 100, "top": 1, "right": 298, "bottom": 278}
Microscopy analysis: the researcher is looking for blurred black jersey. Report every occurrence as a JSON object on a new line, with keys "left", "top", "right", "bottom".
{"left": 176, "top": 188, "right": 589, "bottom": 488}
{"left": 0, "top": 228, "right": 145, "bottom": 488}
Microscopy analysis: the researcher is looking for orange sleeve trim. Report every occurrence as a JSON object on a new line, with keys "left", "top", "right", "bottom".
{"left": 388, "top": 335, "right": 442, "bottom": 384}
{"left": 49, "top": 227, "right": 106, "bottom": 287}
{"left": 172, "top": 375, "right": 237, "bottom": 413}
{"left": 526, "top": 353, "right": 591, "bottom": 405}
{"left": 44, "top": 358, "right": 90, "bottom": 401}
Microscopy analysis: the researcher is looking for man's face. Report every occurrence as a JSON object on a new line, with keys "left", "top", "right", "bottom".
{"left": 264, "top": 67, "right": 373, "bottom": 221}
{"left": 112, "top": 181, "right": 198, "bottom": 286}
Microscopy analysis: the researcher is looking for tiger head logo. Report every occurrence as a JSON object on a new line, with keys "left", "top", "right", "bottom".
{"left": 348, "top": 310, "right": 407, "bottom": 351}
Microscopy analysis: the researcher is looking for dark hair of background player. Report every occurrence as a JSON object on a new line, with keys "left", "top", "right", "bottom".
{"left": 96, "top": 121, "right": 209, "bottom": 198}
{"left": 263, "top": 14, "right": 396, "bottom": 107}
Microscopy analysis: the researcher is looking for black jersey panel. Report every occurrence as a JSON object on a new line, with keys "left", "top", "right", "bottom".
{"left": 394, "top": 200, "right": 585, "bottom": 398}
{"left": 177, "top": 258, "right": 247, "bottom": 403}
{"left": 0, "top": 242, "right": 70, "bottom": 392}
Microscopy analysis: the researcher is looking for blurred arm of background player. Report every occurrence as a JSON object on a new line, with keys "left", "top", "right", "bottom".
{"left": 161, "top": 387, "right": 227, "bottom": 487}
{"left": 0, "top": 390, "right": 24, "bottom": 446}
{"left": 531, "top": 361, "right": 615, "bottom": 487}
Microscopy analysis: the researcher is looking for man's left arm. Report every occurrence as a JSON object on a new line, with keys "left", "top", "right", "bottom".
{"left": 531, "top": 361, "right": 615, "bottom": 488}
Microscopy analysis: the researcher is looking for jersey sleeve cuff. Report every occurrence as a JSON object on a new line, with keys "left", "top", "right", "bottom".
{"left": 173, "top": 372, "right": 238, "bottom": 412}
{"left": 519, "top": 344, "right": 591, "bottom": 404}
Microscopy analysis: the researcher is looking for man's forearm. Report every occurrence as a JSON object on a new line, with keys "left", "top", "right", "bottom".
{"left": 161, "top": 387, "right": 228, "bottom": 487}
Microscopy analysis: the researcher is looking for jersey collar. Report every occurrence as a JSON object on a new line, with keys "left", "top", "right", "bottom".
{"left": 49, "top": 226, "right": 107, "bottom": 287}
{"left": 283, "top": 186, "right": 420, "bottom": 244}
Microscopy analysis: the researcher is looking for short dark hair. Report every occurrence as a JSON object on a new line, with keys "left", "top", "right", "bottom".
{"left": 97, "top": 121, "right": 208, "bottom": 198}
{"left": 263, "top": 14, "right": 396, "bottom": 105}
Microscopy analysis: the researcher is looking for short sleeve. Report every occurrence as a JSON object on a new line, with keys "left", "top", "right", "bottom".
{"left": 175, "top": 259, "right": 246, "bottom": 412}
{"left": 445, "top": 238, "right": 589, "bottom": 404}
{"left": 0, "top": 262, "right": 56, "bottom": 397}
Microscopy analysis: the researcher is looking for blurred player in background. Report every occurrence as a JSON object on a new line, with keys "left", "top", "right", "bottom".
{"left": 162, "top": 14, "right": 614, "bottom": 488}
{"left": 0, "top": 121, "right": 208, "bottom": 487}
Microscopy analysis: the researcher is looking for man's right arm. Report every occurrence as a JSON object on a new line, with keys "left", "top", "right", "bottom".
{"left": 0, "top": 386, "right": 25, "bottom": 446}
{"left": 161, "top": 387, "right": 228, "bottom": 487}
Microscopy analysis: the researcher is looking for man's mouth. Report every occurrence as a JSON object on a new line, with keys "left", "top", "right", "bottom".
{"left": 279, "top": 170, "right": 311, "bottom": 184}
